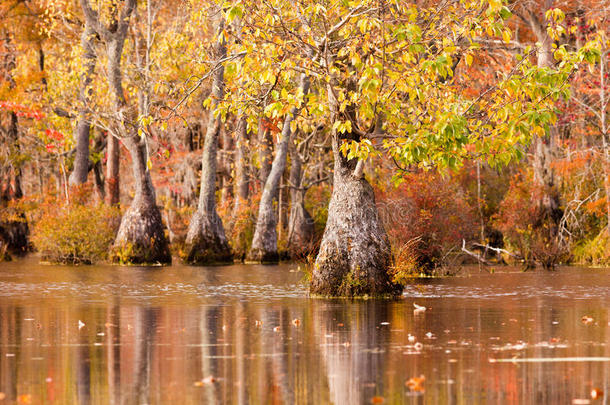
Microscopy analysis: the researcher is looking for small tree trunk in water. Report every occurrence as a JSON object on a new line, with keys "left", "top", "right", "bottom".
{"left": 183, "top": 12, "right": 232, "bottom": 264}
{"left": 247, "top": 75, "right": 310, "bottom": 263}
{"left": 232, "top": 115, "right": 249, "bottom": 217}
{"left": 287, "top": 143, "right": 313, "bottom": 257}
{"left": 311, "top": 80, "right": 400, "bottom": 297}
{"left": 112, "top": 136, "right": 171, "bottom": 264}
{"left": 69, "top": 22, "right": 97, "bottom": 186}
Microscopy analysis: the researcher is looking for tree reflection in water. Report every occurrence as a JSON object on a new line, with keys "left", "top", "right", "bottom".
{"left": 0, "top": 262, "right": 607, "bottom": 404}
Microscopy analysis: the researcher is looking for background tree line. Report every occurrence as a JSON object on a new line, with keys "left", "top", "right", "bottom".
{"left": 0, "top": 0, "right": 607, "bottom": 296}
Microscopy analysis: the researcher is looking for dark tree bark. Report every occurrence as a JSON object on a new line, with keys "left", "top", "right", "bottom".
{"left": 80, "top": 0, "right": 170, "bottom": 264}
{"left": 247, "top": 74, "right": 310, "bottom": 263}
{"left": 183, "top": 11, "right": 232, "bottom": 264}
{"left": 310, "top": 81, "right": 401, "bottom": 297}
{"left": 69, "top": 21, "right": 97, "bottom": 186}
{"left": 232, "top": 114, "right": 250, "bottom": 217}
{"left": 0, "top": 111, "right": 29, "bottom": 255}
{"left": 287, "top": 142, "right": 314, "bottom": 257}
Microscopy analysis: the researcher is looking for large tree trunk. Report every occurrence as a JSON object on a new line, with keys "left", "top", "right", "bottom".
{"left": 247, "top": 75, "right": 310, "bottom": 263}
{"left": 69, "top": 22, "right": 96, "bottom": 186}
{"left": 85, "top": 0, "right": 170, "bottom": 264}
{"left": 112, "top": 136, "right": 171, "bottom": 264}
{"left": 183, "top": 12, "right": 232, "bottom": 265}
{"left": 310, "top": 138, "right": 400, "bottom": 296}
{"left": 311, "top": 80, "right": 400, "bottom": 297}
{"left": 232, "top": 114, "right": 250, "bottom": 217}
{"left": 287, "top": 143, "right": 314, "bottom": 257}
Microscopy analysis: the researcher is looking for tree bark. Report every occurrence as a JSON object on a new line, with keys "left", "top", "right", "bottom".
{"left": 106, "top": 133, "right": 120, "bottom": 205}
{"left": 246, "top": 74, "right": 310, "bottom": 263}
{"left": 310, "top": 81, "right": 400, "bottom": 297}
{"left": 232, "top": 114, "right": 250, "bottom": 217}
{"left": 258, "top": 122, "right": 273, "bottom": 185}
{"left": 69, "top": 21, "right": 97, "bottom": 186}
{"left": 220, "top": 124, "right": 233, "bottom": 207}
{"left": 287, "top": 142, "right": 314, "bottom": 257}
{"left": 183, "top": 11, "right": 232, "bottom": 264}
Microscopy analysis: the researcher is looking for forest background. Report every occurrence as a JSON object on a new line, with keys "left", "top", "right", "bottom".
{"left": 0, "top": 0, "right": 608, "bottom": 294}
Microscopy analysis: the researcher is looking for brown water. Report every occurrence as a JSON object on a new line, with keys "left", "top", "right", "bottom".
{"left": 0, "top": 257, "right": 608, "bottom": 405}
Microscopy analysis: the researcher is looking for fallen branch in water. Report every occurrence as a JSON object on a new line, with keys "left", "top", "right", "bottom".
{"left": 461, "top": 240, "right": 492, "bottom": 266}
{"left": 472, "top": 243, "right": 522, "bottom": 260}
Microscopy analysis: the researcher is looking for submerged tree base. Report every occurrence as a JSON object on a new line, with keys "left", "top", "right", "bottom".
{"left": 245, "top": 248, "right": 280, "bottom": 264}
{"left": 112, "top": 202, "right": 171, "bottom": 265}
{"left": 182, "top": 212, "right": 233, "bottom": 265}
{"left": 310, "top": 176, "right": 402, "bottom": 298}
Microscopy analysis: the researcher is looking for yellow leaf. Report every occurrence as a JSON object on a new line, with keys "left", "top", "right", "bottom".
{"left": 465, "top": 54, "right": 473, "bottom": 66}
{"left": 502, "top": 29, "right": 511, "bottom": 44}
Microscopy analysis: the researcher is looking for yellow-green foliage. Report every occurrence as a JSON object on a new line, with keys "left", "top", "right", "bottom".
{"left": 572, "top": 231, "right": 610, "bottom": 267}
{"left": 31, "top": 195, "right": 119, "bottom": 264}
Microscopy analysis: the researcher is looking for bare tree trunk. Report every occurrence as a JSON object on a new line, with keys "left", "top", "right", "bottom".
{"left": 80, "top": 0, "right": 170, "bottom": 263}
{"left": 278, "top": 171, "right": 288, "bottom": 241}
{"left": 184, "top": 11, "right": 232, "bottom": 264}
{"left": 247, "top": 74, "right": 310, "bottom": 263}
{"left": 106, "top": 134, "right": 120, "bottom": 205}
{"left": 287, "top": 142, "right": 313, "bottom": 257}
{"left": 69, "top": 21, "right": 96, "bottom": 186}
{"left": 310, "top": 81, "right": 400, "bottom": 297}
{"left": 220, "top": 125, "right": 233, "bottom": 207}
{"left": 232, "top": 115, "right": 250, "bottom": 217}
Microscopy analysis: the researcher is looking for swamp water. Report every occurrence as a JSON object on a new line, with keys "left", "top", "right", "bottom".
{"left": 0, "top": 257, "right": 608, "bottom": 404}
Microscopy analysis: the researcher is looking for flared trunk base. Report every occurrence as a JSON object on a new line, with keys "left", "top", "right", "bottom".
{"left": 245, "top": 247, "right": 279, "bottom": 264}
{"left": 183, "top": 211, "right": 233, "bottom": 265}
{"left": 112, "top": 201, "right": 171, "bottom": 265}
{"left": 310, "top": 177, "right": 401, "bottom": 298}
{"left": 0, "top": 220, "right": 28, "bottom": 258}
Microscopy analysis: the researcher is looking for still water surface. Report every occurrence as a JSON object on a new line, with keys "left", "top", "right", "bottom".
{"left": 0, "top": 258, "right": 608, "bottom": 404}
